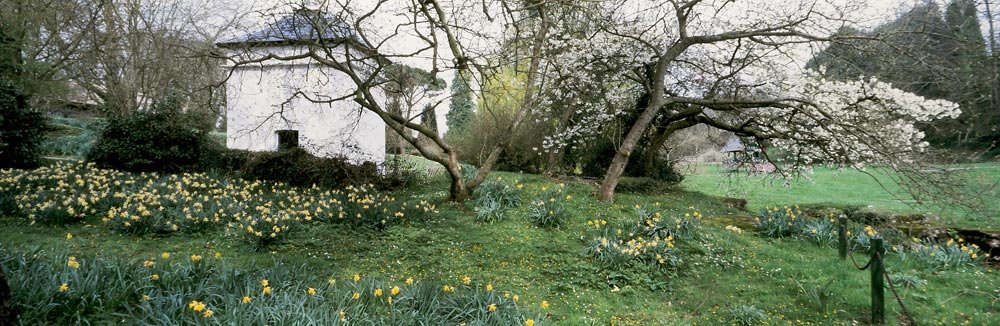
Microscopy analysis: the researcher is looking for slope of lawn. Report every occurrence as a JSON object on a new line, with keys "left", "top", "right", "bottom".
{"left": 1, "top": 163, "right": 998, "bottom": 325}
{"left": 682, "top": 163, "right": 1000, "bottom": 229}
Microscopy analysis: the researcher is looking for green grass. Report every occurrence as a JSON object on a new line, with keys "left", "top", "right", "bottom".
{"left": 682, "top": 163, "right": 1000, "bottom": 229}
{"left": 2, "top": 167, "right": 998, "bottom": 324}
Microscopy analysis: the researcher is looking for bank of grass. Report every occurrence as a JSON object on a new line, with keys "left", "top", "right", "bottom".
{"left": 682, "top": 163, "right": 1000, "bottom": 229}
{"left": 1, "top": 169, "right": 998, "bottom": 324}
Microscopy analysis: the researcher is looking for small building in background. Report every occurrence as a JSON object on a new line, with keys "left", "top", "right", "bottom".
{"left": 720, "top": 137, "right": 775, "bottom": 173}
{"left": 217, "top": 8, "right": 386, "bottom": 164}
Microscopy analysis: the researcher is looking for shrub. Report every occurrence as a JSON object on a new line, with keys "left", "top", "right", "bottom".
{"left": 473, "top": 178, "right": 523, "bottom": 223}
{"left": 237, "top": 148, "right": 382, "bottom": 189}
{"left": 87, "top": 104, "right": 214, "bottom": 172}
{"left": 0, "top": 89, "right": 46, "bottom": 169}
{"left": 527, "top": 183, "right": 569, "bottom": 227}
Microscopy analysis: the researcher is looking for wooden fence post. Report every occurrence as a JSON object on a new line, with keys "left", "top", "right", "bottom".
{"left": 871, "top": 237, "right": 885, "bottom": 325}
{"left": 838, "top": 215, "right": 848, "bottom": 260}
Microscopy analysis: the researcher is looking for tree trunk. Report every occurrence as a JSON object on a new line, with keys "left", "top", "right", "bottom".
{"left": 640, "top": 122, "right": 672, "bottom": 176}
{"left": 597, "top": 99, "right": 664, "bottom": 202}
{"left": 597, "top": 52, "right": 678, "bottom": 202}
{"left": 446, "top": 151, "right": 469, "bottom": 201}
{"left": 545, "top": 107, "right": 576, "bottom": 176}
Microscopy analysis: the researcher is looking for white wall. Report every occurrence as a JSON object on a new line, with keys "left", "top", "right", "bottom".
{"left": 224, "top": 45, "right": 386, "bottom": 164}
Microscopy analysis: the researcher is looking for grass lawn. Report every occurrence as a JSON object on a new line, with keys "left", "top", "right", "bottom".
{"left": 682, "top": 163, "right": 1000, "bottom": 230}
{"left": 2, "top": 163, "right": 998, "bottom": 325}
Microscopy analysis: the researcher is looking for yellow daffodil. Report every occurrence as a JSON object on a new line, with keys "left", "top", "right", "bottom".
{"left": 352, "top": 292, "right": 360, "bottom": 300}
{"left": 242, "top": 296, "right": 252, "bottom": 304}
{"left": 512, "top": 294, "right": 519, "bottom": 302}
{"left": 405, "top": 277, "right": 414, "bottom": 285}
{"left": 67, "top": 257, "right": 80, "bottom": 269}
{"left": 328, "top": 277, "right": 336, "bottom": 285}
{"left": 58, "top": 283, "right": 69, "bottom": 292}
{"left": 486, "top": 283, "right": 493, "bottom": 292}
{"left": 541, "top": 301, "right": 550, "bottom": 309}
{"left": 260, "top": 279, "right": 269, "bottom": 287}
{"left": 142, "top": 294, "right": 150, "bottom": 301}
{"left": 262, "top": 286, "right": 272, "bottom": 295}
{"left": 390, "top": 286, "right": 400, "bottom": 296}
{"left": 374, "top": 288, "right": 383, "bottom": 297}
{"left": 143, "top": 260, "right": 155, "bottom": 267}
{"left": 203, "top": 310, "right": 213, "bottom": 318}
{"left": 161, "top": 252, "right": 170, "bottom": 260}
{"left": 151, "top": 274, "right": 159, "bottom": 281}
{"left": 339, "top": 310, "right": 346, "bottom": 322}
{"left": 65, "top": 233, "right": 73, "bottom": 240}
{"left": 190, "top": 255, "right": 203, "bottom": 262}
{"left": 353, "top": 274, "right": 361, "bottom": 282}
{"left": 188, "top": 300, "right": 206, "bottom": 312}
{"left": 307, "top": 287, "right": 317, "bottom": 296}
{"left": 487, "top": 303, "right": 497, "bottom": 312}
{"left": 525, "top": 319, "right": 535, "bottom": 326}
{"left": 462, "top": 276, "right": 471, "bottom": 285}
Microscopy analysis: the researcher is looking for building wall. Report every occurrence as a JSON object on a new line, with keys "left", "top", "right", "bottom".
{"left": 224, "top": 45, "right": 386, "bottom": 164}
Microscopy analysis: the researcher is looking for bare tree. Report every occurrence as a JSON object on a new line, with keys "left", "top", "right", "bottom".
{"left": 221, "top": 0, "right": 554, "bottom": 201}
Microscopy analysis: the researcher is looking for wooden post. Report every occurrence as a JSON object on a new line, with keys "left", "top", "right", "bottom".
{"left": 838, "top": 215, "right": 848, "bottom": 260}
{"left": 871, "top": 237, "right": 885, "bottom": 325}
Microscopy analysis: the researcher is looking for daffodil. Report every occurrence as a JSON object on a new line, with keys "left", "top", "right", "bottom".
{"left": 462, "top": 275, "right": 471, "bottom": 285}
{"left": 374, "top": 288, "right": 383, "bottom": 297}
{"left": 307, "top": 287, "right": 317, "bottom": 296}
{"left": 540, "top": 300, "right": 550, "bottom": 309}
{"left": 58, "top": 283, "right": 69, "bottom": 292}
{"left": 390, "top": 286, "right": 400, "bottom": 296}
{"left": 487, "top": 303, "right": 497, "bottom": 312}
{"left": 352, "top": 292, "right": 360, "bottom": 300}
{"left": 242, "top": 296, "right": 252, "bottom": 304}
{"left": 405, "top": 277, "right": 414, "bottom": 285}
{"left": 190, "top": 254, "right": 203, "bottom": 262}
{"left": 262, "top": 286, "right": 272, "bottom": 295}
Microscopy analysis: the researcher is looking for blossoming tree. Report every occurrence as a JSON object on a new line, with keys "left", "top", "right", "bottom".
{"left": 528, "top": 0, "right": 961, "bottom": 201}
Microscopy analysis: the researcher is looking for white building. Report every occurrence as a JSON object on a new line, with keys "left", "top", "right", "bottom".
{"left": 217, "top": 9, "right": 386, "bottom": 164}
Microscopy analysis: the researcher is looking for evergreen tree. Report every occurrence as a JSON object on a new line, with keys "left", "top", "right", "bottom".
{"left": 421, "top": 104, "right": 439, "bottom": 134}
{"left": 809, "top": 0, "right": 995, "bottom": 149}
{"left": 0, "top": 26, "right": 45, "bottom": 169}
{"left": 446, "top": 71, "right": 474, "bottom": 135}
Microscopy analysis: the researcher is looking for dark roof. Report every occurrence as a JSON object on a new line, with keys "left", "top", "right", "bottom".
{"left": 216, "top": 9, "right": 363, "bottom": 47}
{"left": 720, "top": 138, "right": 745, "bottom": 153}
